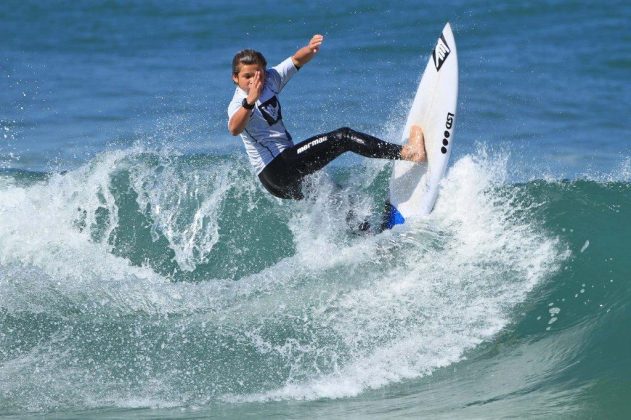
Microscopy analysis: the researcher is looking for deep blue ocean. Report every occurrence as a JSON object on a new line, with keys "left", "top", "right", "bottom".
{"left": 1, "top": 1, "right": 630, "bottom": 418}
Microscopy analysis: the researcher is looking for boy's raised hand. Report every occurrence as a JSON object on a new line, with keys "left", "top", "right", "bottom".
{"left": 309, "top": 34, "right": 324, "bottom": 53}
{"left": 292, "top": 34, "right": 325, "bottom": 68}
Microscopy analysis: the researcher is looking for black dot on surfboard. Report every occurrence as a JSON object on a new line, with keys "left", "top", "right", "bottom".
{"left": 443, "top": 139, "right": 449, "bottom": 146}
{"left": 444, "top": 130, "right": 450, "bottom": 138}
{"left": 441, "top": 146, "right": 447, "bottom": 154}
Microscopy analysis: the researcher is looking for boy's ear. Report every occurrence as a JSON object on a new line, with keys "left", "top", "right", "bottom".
{"left": 232, "top": 74, "right": 238, "bottom": 85}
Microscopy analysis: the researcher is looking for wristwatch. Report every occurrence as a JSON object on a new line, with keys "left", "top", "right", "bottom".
{"left": 242, "top": 98, "right": 255, "bottom": 110}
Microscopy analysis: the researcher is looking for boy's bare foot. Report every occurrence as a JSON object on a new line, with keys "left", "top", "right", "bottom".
{"left": 401, "top": 124, "right": 427, "bottom": 163}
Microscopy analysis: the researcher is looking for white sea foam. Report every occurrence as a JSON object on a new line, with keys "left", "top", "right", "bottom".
{"left": 128, "top": 152, "right": 244, "bottom": 272}
{"left": 0, "top": 146, "right": 568, "bottom": 407}
{"left": 226, "top": 147, "right": 567, "bottom": 403}
{"left": 0, "top": 148, "right": 244, "bottom": 317}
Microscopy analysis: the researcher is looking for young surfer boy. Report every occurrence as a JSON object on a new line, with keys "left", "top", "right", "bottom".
{"left": 228, "top": 34, "right": 425, "bottom": 200}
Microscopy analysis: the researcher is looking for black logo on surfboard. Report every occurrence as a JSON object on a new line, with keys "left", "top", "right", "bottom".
{"left": 441, "top": 112, "right": 455, "bottom": 154}
{"left": 432, "top": 34, "right": 451, "bottom": 71}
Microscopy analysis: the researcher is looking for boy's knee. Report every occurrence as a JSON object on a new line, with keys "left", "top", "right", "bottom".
{"left": 333, "top": 126, "right": 353, "bottom": 140}
{"left": 340, "top": 126, "right": 353, "bottom": 135}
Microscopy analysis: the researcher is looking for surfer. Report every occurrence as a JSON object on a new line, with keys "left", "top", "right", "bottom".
{"left": 228, "top": 34, "right": 426, "bottom": 200}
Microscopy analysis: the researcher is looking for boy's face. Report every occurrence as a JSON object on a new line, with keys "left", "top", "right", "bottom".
{"left": 232, "top": 64, "right": 265, "bottom": 92}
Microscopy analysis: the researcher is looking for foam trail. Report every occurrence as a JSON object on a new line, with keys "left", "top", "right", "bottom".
{"left": 225, "top": 150, "right": 567, "bottom": 403}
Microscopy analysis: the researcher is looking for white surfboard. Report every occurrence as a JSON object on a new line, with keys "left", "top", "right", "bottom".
{"left": 386, "top": 22, "right": 458, "bottom": 228}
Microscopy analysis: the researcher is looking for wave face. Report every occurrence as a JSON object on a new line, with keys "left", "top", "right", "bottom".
{"left": 3, "top": 146, "right": 629, "bottom": 417}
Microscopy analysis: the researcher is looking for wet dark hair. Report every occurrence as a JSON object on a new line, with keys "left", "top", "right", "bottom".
{"left": 232, "top": 49, "right": 267, "bottom": 75}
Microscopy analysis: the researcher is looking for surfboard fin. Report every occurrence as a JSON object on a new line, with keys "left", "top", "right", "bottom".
{"left": 381, "top": 201, "right": 405, "bottom": 231}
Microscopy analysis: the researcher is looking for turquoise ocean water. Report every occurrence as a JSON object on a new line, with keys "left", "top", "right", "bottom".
{"left": 1, "top": 1, "right": 630, "bottom": 418}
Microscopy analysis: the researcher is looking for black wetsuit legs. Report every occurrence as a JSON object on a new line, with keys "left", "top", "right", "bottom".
{"left": 258, "top": 127, "right": 402, "bottom": 200}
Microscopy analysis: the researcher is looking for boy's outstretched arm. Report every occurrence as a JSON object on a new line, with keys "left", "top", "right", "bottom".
{"left": 292, "top": 34, "right": 324, "bottom": 68}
